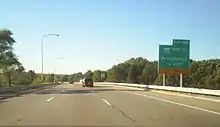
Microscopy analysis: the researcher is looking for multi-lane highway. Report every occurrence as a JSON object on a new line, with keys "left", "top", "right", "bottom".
{"left": 0, "top": 83, "right": 220, "bottom": 127}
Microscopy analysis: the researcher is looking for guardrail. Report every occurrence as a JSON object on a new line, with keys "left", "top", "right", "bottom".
{"left": 0, "top": 83, "right": 59, "bottom": 93}
{"left": 96, "top": 82, "right": 220, "bottom": 96}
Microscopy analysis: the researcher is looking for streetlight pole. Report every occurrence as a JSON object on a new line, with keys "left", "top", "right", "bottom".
{"left": 41, "top": 34, "right": 59, "bottom": 82}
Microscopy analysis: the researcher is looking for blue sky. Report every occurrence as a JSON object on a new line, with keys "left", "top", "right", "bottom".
{"left": 1, "top": 0, "right": 219, "bottom": 74}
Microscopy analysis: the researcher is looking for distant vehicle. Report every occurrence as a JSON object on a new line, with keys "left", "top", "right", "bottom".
{"left": 69, "top": 81, "right": 74, "bottom": 84}
{"left": 82, "top": 78, "right": 94, "bottom": 87}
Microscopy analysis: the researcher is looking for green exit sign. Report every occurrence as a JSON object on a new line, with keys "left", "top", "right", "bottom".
{"left": 158, "top": 39, "right": 190, "bottom": 74}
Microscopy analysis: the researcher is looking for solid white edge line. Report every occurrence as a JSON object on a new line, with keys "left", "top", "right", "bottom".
{"left": 116, "top": 85, "right": 220, "bottom": 103}
{"left": 188, "top": 96, "right": 220, "bottom": 103}
{"left": 47, "top": 97, "right": 55, "bottom": 102}
{"left": 152, "top": 90, "right": 220, "bottom": 103}
{"left": 127, "top": 91, "right": 220, "bottom": 116}
{"left": 102, "top": 98, "right": 111, "bottom": 106}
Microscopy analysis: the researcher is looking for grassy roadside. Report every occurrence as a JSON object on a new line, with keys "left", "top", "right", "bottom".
{"left": 0, "top": 83, "right": 60, "bottom": 100}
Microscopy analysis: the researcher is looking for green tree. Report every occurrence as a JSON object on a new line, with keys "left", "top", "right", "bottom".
{"left": 127, "top": 64, "right": 137, "bottom": 83}
{"left": 11, "top": 69, "right": 36, "bottom": 85}
{"left": 1, "top": 51, "right": 22, "bottom": 87}
{"left": 0, "top": 29, "right": 16, "bottom": 57}
{"left": 27, "top": 70, "right": 36, "bottom": 83}
{"left": 84, "top": 70, "right": 93, "bottom": 78}
{"left": 43, "top": 74, "right": 54, "bottom": 83}
{"left": 0, "top": 73, "right": 4, "bottom": 87}
{"left": 106, "top": 65, "right": 125, "bottom": 82}
{"left": 32, "top": 74, "right": 42, "bottom": 84}
{"left": 140, "top": 62, "right": 157, "bottom": 84}
{"left": 55, "top": 75, "right": 63, "bottom": 82}
{"left": 93, "top": 70, "right": 101, "bottom": 82}
{"left": 0, "top": 29, "right": 23, "bottom": 87}
{"left": 104, "top": 57, "right": 220, "bottom": 90}
{"left": 67, "top": 75, "right": 73, "bottom": 82}
{"left": 62, "top": 75, "right": 68, "bottom": 82}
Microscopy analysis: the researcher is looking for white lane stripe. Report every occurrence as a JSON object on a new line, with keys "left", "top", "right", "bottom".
{"left": 152, "top": 90, "right": 220, "bottom": 103}
{"left": 186, "top": 96, "right": 220, "bottom": 103}
{"left": 47, "top": 97, "right": 54, "bottom": 102}
{"left": 117, "top": 85, "right": 220, "bottom": 103}
{"left": 127, "top": 91, "right": 220, "bottom": 116}
{"left": 102, "top": 99, "right": 111, "bottom": 106}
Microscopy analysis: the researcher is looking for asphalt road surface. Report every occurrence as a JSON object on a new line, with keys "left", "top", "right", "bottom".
{"left": 1, "top": 83, "right": 220, "bottom": 127}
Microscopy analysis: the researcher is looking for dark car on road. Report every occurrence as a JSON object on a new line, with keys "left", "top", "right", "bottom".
{"left": 82, "top": 78, "right": 94, "bottom": 87}
{"left": 69, "top": 81, "right": 74, "bottom": 84}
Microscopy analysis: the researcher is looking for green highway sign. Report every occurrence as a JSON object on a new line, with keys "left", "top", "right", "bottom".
{"left": 158, "top": 39, "right": 190, "bottom": 74}
{"left": 172, "top": 39, "right": 190, "bottom": 68}
{"left": 159, "top": 45, "right": 173, "bottom": 68}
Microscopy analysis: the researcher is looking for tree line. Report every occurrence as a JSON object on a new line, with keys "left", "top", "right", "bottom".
{"left": 1, "top": 29, "right": 220, "bottom": 90}
{"left": 103, "top": 57, "right": 220, "bottom": 90}
{"left": 59, "top": 57, "right": 220, "bottom": 90}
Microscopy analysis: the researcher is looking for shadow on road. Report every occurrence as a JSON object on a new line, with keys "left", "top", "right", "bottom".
{"left": 33, "top": 89, "right": 97, "bottom": 94}
{"left": 32, "top": 86, "right": 144, "bottom": 95}
{"left": 0, "top": 100, "right": 7, "bottom": 103}
{"left": 0, "top": 94, "right": 22, "bottom": 101}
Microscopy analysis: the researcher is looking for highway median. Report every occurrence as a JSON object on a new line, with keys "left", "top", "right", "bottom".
{"left": 0, "top": 83, "right": 61, "bottom": 100}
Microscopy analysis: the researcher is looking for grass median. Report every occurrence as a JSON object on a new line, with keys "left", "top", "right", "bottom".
{"left": 0, "top": 83, "right": 60, "bottom": 100}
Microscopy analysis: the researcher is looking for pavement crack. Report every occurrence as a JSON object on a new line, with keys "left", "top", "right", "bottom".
{"left": 111, "top": 105, "right": 136, "bottom": 124}
{"left": 95, "top": 93, "right": 136, "bottom": 125}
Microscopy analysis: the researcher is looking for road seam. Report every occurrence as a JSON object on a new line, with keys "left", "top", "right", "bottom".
{"left": 47, "top": 97, "right": 54, "bottom": 102}
{"left": 127, "top": 91, "right": 220, "bottom": 116}
{"left": 102, "top": 98, "right": 111, "bottom": 106}
{"left": 111, "top": 105, "right": 136, "bottom": 124}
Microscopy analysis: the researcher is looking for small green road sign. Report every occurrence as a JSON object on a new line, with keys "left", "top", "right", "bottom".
{"left": 173, "top": 39, "right": 190, "bottom": 46}
{"left": 158, "top": 39, "right": 190, "bottom": 74}
{"left": 101, "top": 72, "right": 105, "bottom": 79}
{"left": 172, "top": 39, "right": 190, "bottom": 69}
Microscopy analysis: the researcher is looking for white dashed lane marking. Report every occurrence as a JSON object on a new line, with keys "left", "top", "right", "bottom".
{"left": 102, "top": 98, "right": 111, "bottom": 106}
{"left": 46, "top": 97, "right": 54, "bottom": 102}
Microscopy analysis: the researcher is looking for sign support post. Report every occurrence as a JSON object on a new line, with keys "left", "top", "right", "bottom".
{"left": 158, "top": 39, "right": 190, "bottom": 87}
{"left": 163, "top": 73, "right": 165, "bottom": 86}
{"left": 180, "top": 73, "right": 183, "bottom": 87}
